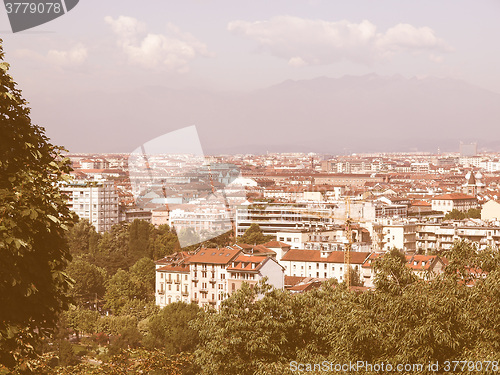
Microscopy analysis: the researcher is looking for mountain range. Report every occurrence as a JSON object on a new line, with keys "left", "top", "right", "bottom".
{"left": 30, "top": 73, "right": 500, "bottom": 155}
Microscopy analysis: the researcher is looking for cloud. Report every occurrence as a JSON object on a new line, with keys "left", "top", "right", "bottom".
{"left": 227, "top": 16, "right": 451, "bottom": 66}
{"left": 375, "top": 23, "right": 451, "bottom": 54}
{"left": 105, "top": 16, "right": 212, "bottom": 71}
{"left": 47, "top": 44, "right": 88, "bottom": 66}
{"left": 14, "top": 44, "right": 88, "bottom": 67}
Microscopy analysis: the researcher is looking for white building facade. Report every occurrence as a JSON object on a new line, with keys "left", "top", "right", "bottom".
{"left": 63, "top": 180, "right": 119, "bottom": 232}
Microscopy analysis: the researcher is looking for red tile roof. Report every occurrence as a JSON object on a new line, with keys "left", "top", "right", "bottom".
{"left": 226, "top": 255, "right": 267, "bottom": 272}
{"left": 431, "top": 193, "right": 476, "bottom": 201}
{"left": 262, "top": 240, "right": 292, "bottom": 248}
{"left": 284, "top": 275, "right": 306, "bottom": 287}
{"left": 189, "top": 247, "right": 241, "bottom": 264}
{"left": 157, "top": 264, "right": 190, "bottom": 273}
{"left": 281, "top": 250, "right": 370, "bottom": 264}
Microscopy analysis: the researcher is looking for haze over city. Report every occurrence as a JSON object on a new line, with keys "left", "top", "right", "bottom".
{"left": 1, "top": 0, "right": 499, "bottom": 154}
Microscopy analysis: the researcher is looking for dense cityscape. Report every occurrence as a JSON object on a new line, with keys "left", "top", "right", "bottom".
{"left": 62, "top": 145, "right": 500, "bottom": 304}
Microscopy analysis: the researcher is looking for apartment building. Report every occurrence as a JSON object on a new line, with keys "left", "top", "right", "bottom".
{"left": 226, "top": 254, "right": 285, "bottom": 295}
{"left": 235, "top": 204, "right": 337, "bottom": 237}
{"left": 280, "top": 249, "right": 370, "bottom": 281}
{"left": 276, "top": 227, "right": 372, "bottom": 252}
{"left": 155, "top": 246, "right": 286, "bottom": 309}
{"left": 372, "top": 220, "right": 417, "bottom": 252}
{"left": 431, "top": 193, "right": 478, "bottom": 213}
{"left": 62, "top": 180, "right": 119, "bottom": 232}
{"left": 416, "top": 223, "right": 500, "bottom": 251}
{"left": 155, "top": 252, "right": 191, "bottom": 307}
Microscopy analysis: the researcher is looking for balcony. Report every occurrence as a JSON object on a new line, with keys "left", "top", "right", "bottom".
{"left": 208, "top": 299, "right": 216, "bottom": 305}
{"left": 192, "top": 276, "right": 198, "bottom": 282}
{"left": 191, "top": 298, "right": 199, "bottom": 303}
{"left": 209, "top": 278, "right": 217, "bottom": 283}
{"left": 174, "top": 279, "right": 181, "bottom": 284}
{"left": 157, "top": 290, "right": 165, "bottom": 295}
{"left": 181, "top": 291, "right": 189, "bottom": 297}
{"left": 200, "top": 288, "right": 208, "bottom": 294}
{"left": 166, "top": 279, "right": 173, "bottom": 284}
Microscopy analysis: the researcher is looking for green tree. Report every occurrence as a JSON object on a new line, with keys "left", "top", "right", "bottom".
{"left": 104, "top": 270, "right": 141, "bottom": 315}
{"left": 348, "top": 266, "right": 364, "bottom": 287}
{"left": 444, "top": 209, "right": 466, "bottom": 220}
{"left": 149, "top": 224, "right": 179, "bottom": 259}
{"left": 91, "top": 222, "right": 130, "bottom": 275}
{"left": 128, "top": 219, "right": 151, "bottom": 263}
{"left": 66, "top": 259, "right": 107, "bottom": 307}
{"left": 103, "top": 258, "right": 155, "bottom": 315}
{"left": 373, "top": 248, "right": 417, "bottom": 295}
{"left": 66, "top": 218, "right": 100, "bottom": 257}
{"left": 238, "top": 223, "right": 272, "bottom": 245}
{"left": 444, "top": 208, "right": 481, "bottom": 220}
{"left": 144, "top": 302, "right": 200, "bottom": 354}
{"left": 63, "top": 307, "right": 100, "bottom": 339}
{"left": 0, "top": 39, "right": 76, "bottom": 369}
{"left": 129, "top": 257, "right": 156, "bottom": 301}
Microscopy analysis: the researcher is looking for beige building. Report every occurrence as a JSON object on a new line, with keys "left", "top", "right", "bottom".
{"left": 416, "top": 223, "right": 500, "bottom": 251}
{"left": 431, "top": 193, "right": 478, "bottom": 213}
{"left": 155, "top": 252, "right": 191, "bottom": 307}
{"left": 481, "top": 200, "right": 500, "bottom": 221}
{"left": 280, "top": 249, "right": 370, "bottom": 282}
{"left": 227, "top": 254, "right": 285, "bottom": 295}
{"left": 372, "top": 220, "right": 417, "bottom": 252}
{"left": 62, "top": 180, "right": 119, "bottom": 232}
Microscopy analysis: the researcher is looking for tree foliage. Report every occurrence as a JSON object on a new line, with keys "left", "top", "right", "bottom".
{"left": 192, "top": 242, "right": 500, "bottom": 374}
{"left": 238, "top": 223, "right": 273, "bottom": 245}
{"left": 104, "top": 258, "right": 155, "bottom": 314}
{"left": 444, "top": 208, "right": 481, "bottom": 220}
{"left": 66, "top": 218, "right": 100, "bottom": 257}
{"left": 0, "top": 38, "right": 77, "bottom": 369}
{"left": 66, "top": 259, "right": 107, "bottom": 307}
{"left": 143, "top": 302, "right": 200, "bottom": 355}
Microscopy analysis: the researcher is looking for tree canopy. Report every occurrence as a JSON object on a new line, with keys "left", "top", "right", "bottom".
{"left": 238, "top": 223, "right": 272, "bottom": 245}
{"left": 0, "top": 38, "right": 76, "bottom": 369}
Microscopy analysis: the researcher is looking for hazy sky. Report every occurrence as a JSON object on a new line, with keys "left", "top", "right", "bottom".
{"left": 1, "top": 1, "right": 499, "bottom": 153}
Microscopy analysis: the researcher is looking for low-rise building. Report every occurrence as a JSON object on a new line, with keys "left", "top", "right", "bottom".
{"left": 156, "top": 246, "right": 286, "bottom": 310}
{"left": 481, "top": 200, "right": 500, "bottom": 221}
{"left": 431, "top": 193, "right": 478, "bottom": 213}
{"left": 280, "top": 249, "right": 370, "bottom": 281}
{"left": 155, "top": 252, "right": 192, "bottom": 307}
